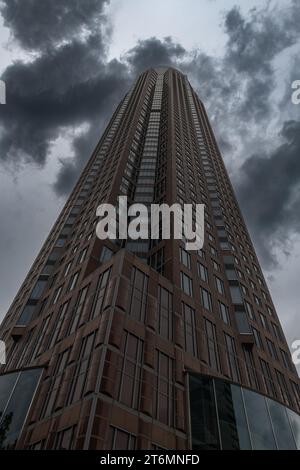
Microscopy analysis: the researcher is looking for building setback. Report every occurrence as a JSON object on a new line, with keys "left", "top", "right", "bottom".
{"left": 0, "top": 67, "right": 300, "bottom": 450}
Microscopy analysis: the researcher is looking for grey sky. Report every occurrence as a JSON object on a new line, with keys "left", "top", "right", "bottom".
{"left": 0, "top": 0, "right": 299, "bottom": 365}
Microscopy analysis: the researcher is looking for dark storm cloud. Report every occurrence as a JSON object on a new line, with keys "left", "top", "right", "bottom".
{"left": 0, "top": 37, "right": 129, "bottom": 165}
{"left": 124, "top": 36, "right": 186, "bottom": 74}
{"left": 0, "top": 0, "right": 109, "bottom": 51}
{"left": 236, "top": 120, "right": 300, "bottom": 268}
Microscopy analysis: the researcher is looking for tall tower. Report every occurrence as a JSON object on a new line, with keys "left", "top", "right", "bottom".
{"left": 0, "top": 68, "right": 299, "bottom": 450}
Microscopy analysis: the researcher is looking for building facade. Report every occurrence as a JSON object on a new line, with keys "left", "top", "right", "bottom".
{"left": 0, "top": 67, "right": 300, "bottom": 450}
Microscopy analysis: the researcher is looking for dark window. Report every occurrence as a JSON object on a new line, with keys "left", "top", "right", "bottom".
{"left": 198, "top": 263, "right": 208, "bottom": 282}
{"left": 204, "top": 319, "right": 220, "bottom": 372}
{"left": 110, "top": 427, "right": 136, "bottom": 450}
{"left": 224, "top": 333, "right": 240, "bottom": 382}
{"left": 90, "top": 269, "right": 111, "bottom": 319}
{"left": 68, "top": 333, "right": 95, "bottom": 404}
{"left": 100, "top": 246, "right": 113, "bottom": 263}
{"left": 183, "top": 303, "right": 198, "bottom": 357}
{"left": 118, "top": 332, "right": 143, "bottom": 409}
{"left": 157, "top": 286, "right": 173, "bottom": 340}
{"left": 218, "top": 302, "right": 230, "bottom": 325}
{"left": 260, "top": 359, "right": 277, "bottom": 397}
{"left": 180, "top": 272, "right": 193, "bottom": 296}
{"left": 154, "top": 351, "right": 174, "bottom": 426}
{"left": 180, "top": 247, "right": 191, "bottom": 269}
{"left": 54, "top": 426, "right": 76, "bottom": 450}
{"left": 201, "top": 288, "right": 213, "bottom": 311}
{"left": 69, "top": 285, "right": 89, "bottom": 335}
{"left": 129, "top": 268, "right": 148, "bottom": 322}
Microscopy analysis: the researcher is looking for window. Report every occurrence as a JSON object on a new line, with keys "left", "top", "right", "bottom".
{"left": 252, "top": 327, "right": 264, "bottom": 349}
{"left": 230, "top": 285, "right": 243, "bottom": 304}
{"left": 69, "top": 271, "right": 79, "bottom": 291}
{"left": 204, "top": 319, "right": 220, "bottom": 372}
{"left": 17, "top": 304, "right": 36, "bottom": 326}
{"left": 90, "top": 269, "right": 111, "bottom": 319}
{"left": 267, "top": 339, "right": 279, "bottom": 362}
{"left": 100, "top": 246, "right": 113, "bottom": 263}
{"left": 259, "top": 313, "right": 268, "bottom": 330}
{"left": 48, "top": 301, "right": 70, "bottom": 348}
{"left": 235, "top": 311, "right": 252, "bottom": 334}
{"left": 183, "top": 303, "right": 198, "bottom": 357}
{"left": 69, "top": 285, "right": 89, "bottom": 335}
{"left": 219, "top": 302, "right": 230, "bottom": 325}
{"left": 118, "top": 332, "right": 143, "bottom": 409}
{"left": 275, "top": 370, "right": 292, "bottom": 406}
{"left": 215, "top": 276, "right": 225, "bottom": 295}
{"left": 54, "top": 426, "right": 76, "bottom": 450}
{"left": 64, "top": 261, "right": 72, "bottom": 277}
{"left": 68, "top": 333, "right": 95, "bottom": 404}
{"left": 224, "top": 333, "right": 240, "bottom": 382}
{"left": 154, "top": 351, "right": 174, "bottom": 426}
{"left": 30, "top": 279, "right": 47, "bottom": 300}
{"left": 280, "top": 349, "right": 292, "bottom": 371}
{"left": 0, "top": 369, "right": 43, "bottom": 449}
{"left": 198, "top": 263, "right": 208, "bottom": 283}
{"left": 53, "top": 285, "right": 63, "bottom": 305}
{"left": 243, "top": 346, "right": 259, "bottom": 389}
{"left": 272, "top": 322, "right": 283, "bottom": 342}
{"left": 200, "top": 288, "right": 213, "bottom": 311}
{"left": 180, "top": 247, "right": 191, "bottom": 269}
{"left": 129, "top": 268, "right": 148, "bottom": 322}
{"left": 245, "top": 301, "right": 255, "bottom": 320}
{"left": 78, "top": 248, "right": 88, "bottom": 264}
{"left": 157, "top": 287, "right": 173, "bottom": 340}
{"left": 110, "top": 427, "right": 136, "bottom": 450}
{"left": 260, "top": 359, "right": 276, "bottom": 397}
{"left": 55, "top": 238, "right": 66, "bottom": 248}
{"left": 181, "top": 272, "right": 193, "bottom": 296}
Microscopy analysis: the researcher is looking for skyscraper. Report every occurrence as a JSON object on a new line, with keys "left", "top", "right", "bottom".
{"left": 0, "top": 67, "right": 299, "bottom": 450}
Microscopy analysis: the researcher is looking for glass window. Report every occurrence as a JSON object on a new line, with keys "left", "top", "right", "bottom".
{"left": 201, "top": 288, "right": 212, "bottom": 311}
{"left": 229, "top": 285, "right": 243, "bottom": 304}
{"left": 189, "top": 374, "right": 220, "bottom": 450}
{"left": 30, "top": 279, "right": 47, "bottom": 300}
{"left": 0, "top": 369, "right": 42, "bottom": 449}
{"left": 158, "top": 287, "right": 173, "bottom": 340}
{"left": 287, "top": 409, "right": 300, "bottom": 449}
{"left": 219, "top": 302, "right": 230, "bottom": 325}
{"left": 205, "top": 319, "right": 220, "bottom": 372}
{"left": 198, "top": 263, "right": 208, "bottom": 283}
{"left": 181, "top": 272, "right": 193, "bottom": 297}
{"left": 129, "top": 268, "right": 148, "bottom": 322}
{"left": 235, "top": 311, "right": 251, "bottom": 334}
{"left": 183, "top": 303, "right": 198, "bottom": 357}
{"left": 224, "top": 334, "right": 240, "bottom": 382}
{"left": 118, "top": 333, "right": 143, "bottom": 409}
{"left": 243, "top": 389, "right": 276, "bottom": 450}
{"left": 215, "top": 276, "right": 225, "bottom": 295}
{"left": 16, "top": 305, "right": 36, "bottom": 326}
{"left": 267, "top": 399, "right": 296, "bottom": 449}
{"left": 180, "top": 248, "right": 191, "bottom": 269}
{"left": 100, "top": 246, "right": 113, "bottom": 263}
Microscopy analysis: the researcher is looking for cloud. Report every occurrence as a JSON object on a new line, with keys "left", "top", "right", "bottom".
{"left": 236, "top": 120, "right": 300, "bottom": 267}
{"left": 124, "top": 36, "right": 186, "bottom": 74}
{"left": 0, "top": 0, "right": 110, "bottom": 51}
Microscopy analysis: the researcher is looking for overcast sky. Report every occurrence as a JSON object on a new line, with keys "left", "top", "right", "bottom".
{"left": 0, "top": 0, "right": 299, "bottom": 360}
